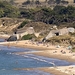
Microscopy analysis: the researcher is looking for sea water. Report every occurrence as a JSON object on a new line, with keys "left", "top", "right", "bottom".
{"left": 0, "top": 45, "right": 53, "bottom": 75}
{"left": 0, "top": 44, "right": 75, "bottom": 75}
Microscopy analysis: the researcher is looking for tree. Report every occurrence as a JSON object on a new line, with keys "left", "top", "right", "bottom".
{"left": 53, "top": 5, "right": 66, "bottom": 14}
{"left": 35, "top": 0, "right": 41, "bottom": 5}
{"left": 0, "top": 8, "right": 4, "bottom": 17}
{"left": 22, "top": 0, "right": 31, "bottom": 5}
{"left": 56, "top": 0, "right": 61, "bottom": 4}
{"left": 48, "top": 0, "right": 55, "bottom": 4}
{"left": 0, "top": 1, "right": 20, "bottom": 17}
{"left": 9, "top": 0, "right": 15, "bottom": 5}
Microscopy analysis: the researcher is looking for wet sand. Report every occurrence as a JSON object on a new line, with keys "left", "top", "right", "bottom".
{"left": 14, "top": 67, "right": 70, "bottom": 75}
{"left": 39, "top": 67, "right": 69, "bottom": 75}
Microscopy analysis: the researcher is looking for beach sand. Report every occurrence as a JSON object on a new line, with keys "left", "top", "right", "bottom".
{"left": 0, "top": 40, "right": 75, "bottom": 75}
{"left": 14, "top": 67, "right": 69, "bottom": 75}
{"left": 39, "top": 67, "right": 69, "bottom": 75}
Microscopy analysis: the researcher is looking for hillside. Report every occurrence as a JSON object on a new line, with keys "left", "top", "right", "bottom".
{"left": 17, "top": 21, "right": 53, "bottom": 37}
{"left": 13, "top": 0, "right": 74, "bottom": 4}
{"left": 0, "top": 0, "right": 75, "bottom": 47}
{"left": 0, "top": 17, "right": 75, "bottom": 47}
{"left": 1, "top": 0, "right": 73, "bottom": 5}
{"left": 0, "top": 18, "right": 25, "bottom": 33}
{"left": 25, "top": 22, "right": 52, "bottom": 32}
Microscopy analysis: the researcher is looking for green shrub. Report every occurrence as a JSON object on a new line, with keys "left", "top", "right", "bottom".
{"left": 18, "top": 21, "right": 28, "bottom": 29}
{"left": 22, "top": 34, "right": 36, "bottom": 40}
{"left": 72, "top": 47, "right": 75, "bottom": 52}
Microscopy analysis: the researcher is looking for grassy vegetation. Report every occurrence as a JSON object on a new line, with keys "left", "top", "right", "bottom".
{"left": 72, "top": 47, "right": 75, "bottom": 52}
{"left": 18, "top": 20, "right": 29, "bottom": 29}
{"left": 1, "top": 1, "right": 75, "bottom": 26}
{"left": 48, "top": 35, "right": 70, "bottom": 41}
{"left": 69, "top": 32, "right": 75, "bottom": 36}
{"left": 46, "top": 34, "right": 75, "bottom": 46}
{"left": 21, "top": 34, "right": 36, "bottom": 40}
{"left": 0, "top": 1, "right": 20, "bottom": 18}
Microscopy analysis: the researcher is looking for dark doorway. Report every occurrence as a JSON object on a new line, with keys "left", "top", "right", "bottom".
{"left": 55, "top": 32, "right": 59, "bottom": 36}
{"left": 74, "top": 0, "right": 75, "bottom": 3}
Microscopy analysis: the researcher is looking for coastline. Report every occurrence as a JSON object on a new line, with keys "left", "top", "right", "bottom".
{"left": 3, "top": 40, "right": 75, "bottom": 63}
{"left": 0, "top": 40, "right": 75, "bottom": 75}
{"left": 33, "top": 51, "right": 75, "bottom": 63}
{"left": 14, "top": 67, "right": 69, "bottom": 75}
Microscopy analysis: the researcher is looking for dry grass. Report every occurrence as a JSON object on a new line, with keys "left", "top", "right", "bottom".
{"left": 25, "top": 22, "right": 52, "bottom": 32}
{"left": 47, "top": 34, "right": 75, "bottom": 46}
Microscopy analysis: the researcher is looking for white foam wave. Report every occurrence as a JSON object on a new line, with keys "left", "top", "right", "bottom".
{"left": 27, "top": 56, "right": 55, "bottom": 66}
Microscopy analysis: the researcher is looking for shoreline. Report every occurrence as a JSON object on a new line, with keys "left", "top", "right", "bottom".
{"left": 4, "top": 40, "right": 75, "bottom": 63}
{"left": 14, "top": 67, "right": 69, "bottom": 75}
{"left": 33, "top": 51, "right": 75, "bottom": 63}
{"left": 0, "top": 40, "right": 75, "bottom": 75}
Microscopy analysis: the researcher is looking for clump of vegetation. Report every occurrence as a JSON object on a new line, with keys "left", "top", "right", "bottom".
{"left": 20, "top": 5, "right": 75, "bottom": 25}
{"left": 69, "top": 32, "right": 75, "bottom": 36}
{"left": 21, "top": 34, "right": 36, "bottom": 40}
{"left": 1, "top": 1, "right": 75, "bottom": 26}
{"left": 18, "top": 20, "right": 29, "bottom": 29}
{"left": 1, "top": 1, "right": 75, "bottom": 27}
{"left": 46, "top": 34, "right": 75, "bottom": 46}
{"left": 48, "top": 34, "right": 70, "bottom": 41}
{"left": 46, "top": 35, "right": 72, "bottom": 45}
{"left": 72, "top": 47, "right": 75, "bottom": 52}
{"left": 0, "top": 1, "right": 20, "bottom": 18}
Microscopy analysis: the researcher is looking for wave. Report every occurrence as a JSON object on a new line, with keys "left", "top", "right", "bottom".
{"left": 22, "top": 55, "right": 55, "bottom": 66}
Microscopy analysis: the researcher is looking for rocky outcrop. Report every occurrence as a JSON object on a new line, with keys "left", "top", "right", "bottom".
{"left": 7, "top": 35, "right": 17, "bottom": 41}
